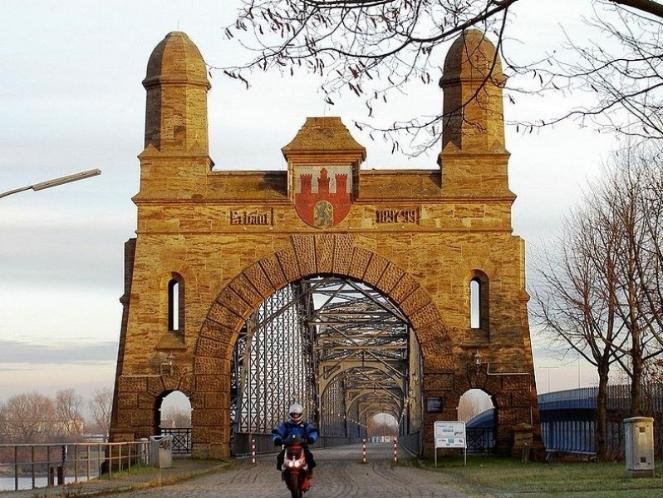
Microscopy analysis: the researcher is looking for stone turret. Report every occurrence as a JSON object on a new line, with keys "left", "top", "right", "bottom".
{"left": 143, "top": 32, "right": 210, "bottom": 153}
{"left": 439, "top": 29, "right": 506, "bottom": 155}
{"left": 438, "top": 30, "right": 512, "bottom": 198}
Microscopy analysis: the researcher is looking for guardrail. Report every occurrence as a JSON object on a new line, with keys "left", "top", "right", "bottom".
{"left": 0, "top": 441, "right": 150, "bottom": 492}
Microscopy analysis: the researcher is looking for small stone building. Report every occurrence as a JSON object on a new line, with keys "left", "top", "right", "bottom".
{"left": 110, "top": 29, "right": 541, "bottom": 458}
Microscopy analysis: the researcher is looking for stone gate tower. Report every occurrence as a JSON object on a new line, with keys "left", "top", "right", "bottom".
{"left": 110, "top": 30, "right": 541, "bottom": 458}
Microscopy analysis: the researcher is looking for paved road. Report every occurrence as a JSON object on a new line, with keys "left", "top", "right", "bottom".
{"left": 112, "top": 444, "right": 490, "bottom": 498}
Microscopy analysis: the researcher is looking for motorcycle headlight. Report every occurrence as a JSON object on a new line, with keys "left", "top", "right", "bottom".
{"left": 294, "top": 460, "right": 301, "bottom": 468}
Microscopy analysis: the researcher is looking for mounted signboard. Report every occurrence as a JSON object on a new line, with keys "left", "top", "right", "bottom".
{"left": 433, "top": 421, "right": 467, "bottom": 466}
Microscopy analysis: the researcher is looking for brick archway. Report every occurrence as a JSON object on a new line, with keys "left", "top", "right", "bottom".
{"left": 190, "top": 233, "right": 452, "bottom": 458}
{"left": 112, "top": 29, "right": 543, "bottom": 460}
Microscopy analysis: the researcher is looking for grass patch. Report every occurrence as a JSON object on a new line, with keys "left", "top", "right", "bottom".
{"left": 98, "top": 464, "right": 155, "bottom": 480}
{"left": 418, "top": 456, "right": 663, "bottom": 497}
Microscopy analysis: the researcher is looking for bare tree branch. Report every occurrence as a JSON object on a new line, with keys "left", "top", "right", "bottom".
{"left": 218, "top": 0, "right": 663, "bottom": 154}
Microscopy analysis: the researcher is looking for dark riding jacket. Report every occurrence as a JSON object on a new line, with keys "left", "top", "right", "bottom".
{"left": 272, "top": 421, "right": 319, "bottom": 446}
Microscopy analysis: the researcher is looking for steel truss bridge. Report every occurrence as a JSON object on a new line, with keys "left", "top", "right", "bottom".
{"left": 230, "top": 276, "right": 423, "bottom": 455}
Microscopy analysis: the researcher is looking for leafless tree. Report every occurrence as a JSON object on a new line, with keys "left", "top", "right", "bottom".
{"left": 535, "top": 203, "right": 626, "bottom": 459}
{"left": 0, "top": 393, "right": 56, "bottom": 443}
{"left": 367, "top": 415, "right": 397, "bottom": 437}
{"left": 0, "top": 403, "right": 7, "bottom": 444}
{"left": 160, "top": 406, "right": 192, "bottom": 429}
{"left": 595, "top": 147, "right": 663, "bottom": 413}
{"left": 220, "top": 1, "right": 663, "bottom": 154}
{"left": 457, "top": 389, "right": 494, "bottom": 422}
{"left": 54, "top": 389, "right": 85, "bottom": 441}
{"left": 529, "top": 1, "right": 663, "bottom": 142}
{"left": 89, "top": 388, "right": 113, "bottom": 439}
{"left": 536, "top": 144, "right": 663, "bottom": 457}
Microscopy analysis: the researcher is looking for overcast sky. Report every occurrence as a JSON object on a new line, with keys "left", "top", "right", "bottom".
{"left": 0, "top": 0, "right": 627, "bottom": 404}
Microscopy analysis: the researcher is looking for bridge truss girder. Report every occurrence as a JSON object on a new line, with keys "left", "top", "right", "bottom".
{"left": 230, "top": 276, "right": 420, "bottom": 444}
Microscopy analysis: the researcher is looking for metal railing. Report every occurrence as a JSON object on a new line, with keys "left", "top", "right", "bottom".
{"left": 539, "top": 384, "right": 663, "bottom": 457}
{"left": 398, "top": 431, "right": 421, "bottom": 456}
{"left": 0, "top": 441, "right": 150, "bottom": 492}
{"left": 160, "top": 428, "right": 191, "bottom": 455}
{"left": 466, "top": 428, "right": 495, "bottom": 454}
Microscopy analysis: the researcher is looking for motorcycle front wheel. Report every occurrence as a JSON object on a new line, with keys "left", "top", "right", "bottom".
{"left": 286, "top": 471, "right": 302, "bottom": 498}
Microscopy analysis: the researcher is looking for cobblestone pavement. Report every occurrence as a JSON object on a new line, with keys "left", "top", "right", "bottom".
{"left": 112, "top": 444, "right": 491, "bottom": 498}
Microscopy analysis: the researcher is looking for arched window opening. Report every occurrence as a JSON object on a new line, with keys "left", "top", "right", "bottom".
{"left": 168, "top": 274, "right": 184, "bottom": 333}
{"left": 470, "top": 279, "right": 481, "bottom": 328}
{"left": 469, "top": 271, "right": 489, "bottom": 331}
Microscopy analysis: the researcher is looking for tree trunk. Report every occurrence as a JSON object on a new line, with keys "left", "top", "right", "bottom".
{"left": 631, "top": 340, "right": 643, "bottom": 416}
{"left": 595, "top": 366, "right": 610, "bottom": 460}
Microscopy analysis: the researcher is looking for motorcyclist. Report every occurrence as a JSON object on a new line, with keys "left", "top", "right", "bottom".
{"left": 273, "top": 402, "right": 318, "bottom": 490}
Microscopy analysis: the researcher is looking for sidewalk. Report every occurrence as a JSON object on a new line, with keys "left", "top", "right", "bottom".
{"left": 0, "top": 458, "right": 230, "bottom": 498}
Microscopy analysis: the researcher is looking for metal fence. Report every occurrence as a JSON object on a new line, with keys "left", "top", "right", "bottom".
{"left": 161, "top": 428, "right": 191, "bottom": 455}
{"left": 0, "top": 441, "right": 150, "bottom": 492}
{"left": 398, "top": 431, "right": 421, "bottom": 456}
{"left": 466, "top": 428, "right": 495, "bottom": 454}
{"left": 539, "top": 384, "right": 663, "bottom": 457}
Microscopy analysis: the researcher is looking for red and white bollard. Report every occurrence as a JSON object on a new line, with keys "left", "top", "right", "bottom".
{"left": 251, "top": 438, "right": 256, "bottom": 464}
{"left": 392, "top": 437, "right": 398, "bottom": 464}
{"left": 362, "top": 438, "right": 367, "bottom": 463}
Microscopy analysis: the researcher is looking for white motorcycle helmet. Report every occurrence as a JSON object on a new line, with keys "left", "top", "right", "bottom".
{"left": 288, "top": 402, "right": 304, "bottom": 424}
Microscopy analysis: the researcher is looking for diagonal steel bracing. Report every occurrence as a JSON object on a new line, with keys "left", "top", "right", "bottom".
{"left": 230, "top": 276, "right": 421, "bottom": 442}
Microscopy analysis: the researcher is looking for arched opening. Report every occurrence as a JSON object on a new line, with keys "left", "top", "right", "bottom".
{"left": 155, "top": 390, "right": 192, "bottom": 455}
{"left": 368, "top": 413, "right": 398, "bottom": 442}
{"left": 457, "top": 388, "right": 496, "bottom": 455}
{"left": 168, "top": 274, "right": 184, "bottom": 334}
{"left": 229, "top": 275, "right": 423, "bottom": 456}
{"left": 469, "top": 270, "right": 489, "bottom": 332}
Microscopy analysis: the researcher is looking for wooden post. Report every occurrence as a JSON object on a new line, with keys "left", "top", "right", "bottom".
{"left": 75, "top": 444, "right": 79, "bottom": 483}
{"left": 13, "top": 446, "right": 18, "bottom": 491}
{"left": 31, "top": 446, "right": 35, "bottom": 489}
{"left": 47, "top": 446, "right": 52, "bottom": 487}
{"left": 60, "top": 445, "right": 66, "bottom": 486}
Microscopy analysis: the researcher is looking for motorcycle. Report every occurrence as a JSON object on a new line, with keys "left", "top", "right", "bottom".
{"left": 281, "top": 435, "right": 310, "bottom": 498}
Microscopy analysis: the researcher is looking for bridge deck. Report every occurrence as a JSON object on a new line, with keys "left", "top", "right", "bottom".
{"left": 113, "top": 443, "right": 477, "bottom": 497}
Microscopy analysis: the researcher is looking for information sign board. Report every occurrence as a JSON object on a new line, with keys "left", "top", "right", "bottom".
{"left": 434, "top": 421, "right": 466, "bottom": 449}
{"left": 433, "top": 421, "right": 467, "bottom": 466}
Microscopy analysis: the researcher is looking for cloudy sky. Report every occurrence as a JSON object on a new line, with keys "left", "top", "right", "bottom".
{"left": 0, "top": 0, "right": 627, "bottom": 404}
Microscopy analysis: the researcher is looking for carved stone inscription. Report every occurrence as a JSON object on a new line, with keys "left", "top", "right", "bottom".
{"left": 230, "top": 209, "right": 273, "bottom": 226}
{"left": 375, "top": 207, "right": 419, "bottom": 224}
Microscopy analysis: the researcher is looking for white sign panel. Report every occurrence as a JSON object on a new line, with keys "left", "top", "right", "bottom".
{"left": 434, "top": 421, "right": 466, "bottom": 449}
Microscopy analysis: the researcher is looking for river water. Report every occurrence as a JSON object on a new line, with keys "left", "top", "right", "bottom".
{"left": 0, "top": 475, "right": 95, "bottom": 491}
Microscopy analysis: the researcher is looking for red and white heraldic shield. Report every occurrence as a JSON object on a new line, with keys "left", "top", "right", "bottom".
{"left": 294, "top": 165, "right": 353, "bottom": 228}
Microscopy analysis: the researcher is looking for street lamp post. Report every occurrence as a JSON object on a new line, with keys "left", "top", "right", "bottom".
{"left": 0, "top": 169, "right": 101, "bottom": 199}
